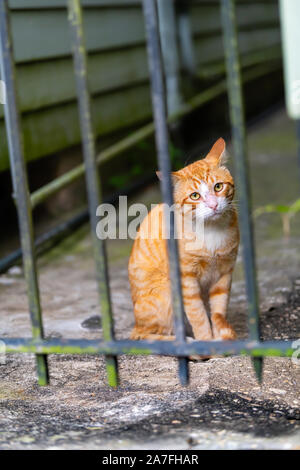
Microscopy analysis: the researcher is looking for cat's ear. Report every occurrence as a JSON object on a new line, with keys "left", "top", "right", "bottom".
{"left": 156, "top": 170, "right": 181, "bottom": 186}
{"left": 205, "top": 138, "right": 227, "bottom": 167}
{"left": 156, "top": 170, "right": 162, "bottom": 181}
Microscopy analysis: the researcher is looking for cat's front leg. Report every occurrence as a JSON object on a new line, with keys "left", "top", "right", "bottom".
{"left": 209, "top": 272, "right": 236, "bottom": 340}
{"left": 181, "top": 274, "right": 212, "bottom": 340}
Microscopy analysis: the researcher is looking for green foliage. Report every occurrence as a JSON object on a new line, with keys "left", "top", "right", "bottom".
{"left": 108, "top": 163, "right": 143, "bottom": 189}
{"left": 254, "top": 198, "right": 300, "bottom": 237}
{"left": 136, "top": 140, "right": 151, "bottom": 151}
{"left": 108, "top": 140, "right": 183, "bottom": 190}
{"left": 169, "top": 142, "right": 183, "bottom": 170}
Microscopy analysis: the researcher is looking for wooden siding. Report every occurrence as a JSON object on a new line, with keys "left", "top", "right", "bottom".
{"left": 0, "top": 0, "right": 281, "bottom": 172}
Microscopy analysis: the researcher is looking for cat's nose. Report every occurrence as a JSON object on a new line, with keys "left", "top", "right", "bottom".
{"left": 205, "top": 195, "right": 218, "bottom": 210}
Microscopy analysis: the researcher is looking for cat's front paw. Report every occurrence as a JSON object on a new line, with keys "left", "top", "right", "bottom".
{"left": 211, "top": 313, "right": 237, "bottom": 341}
{"left": 215, "top": 327, "right": 237, "bottom": 341}
{"left": 186, "top": 337, "right": 212, "bottom": 361}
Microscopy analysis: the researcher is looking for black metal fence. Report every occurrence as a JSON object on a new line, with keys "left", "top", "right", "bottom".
{"left": 0, "top": 0, "right": 296, "bottom": 388}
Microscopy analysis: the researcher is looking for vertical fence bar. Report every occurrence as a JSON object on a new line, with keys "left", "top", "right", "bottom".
{"left": 142, "top": 0, "right": 189, "bottom": 385}
{"left": 0, "top": 0, "right": 49, "bottom": 385}
{"left": 67, "top": 0, "right": 118, "bottom": 387}
{"left": 157, "top": 0, "right": 182, "bottom": 116}
{"left": 221, "top": 0, "right": 263, "bottom": 382}
{"left": 177, "top": 0, "right": 197, "bottom": 77}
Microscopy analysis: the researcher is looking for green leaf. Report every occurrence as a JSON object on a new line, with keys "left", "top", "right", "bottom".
{"left": 290, "top": 198, "right": 300, "bottom": 213}
{"left": 274, "top": 205, "right": 291, "bottom": 213}
{"left": 254, "top": 203, "right": 290, "bottom": 217}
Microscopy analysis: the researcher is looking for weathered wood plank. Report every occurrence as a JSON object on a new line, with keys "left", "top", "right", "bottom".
{"left": 9, "top": 0, "right": 141, "bottom": 8}
{"left": 0, "top": 25, "right": 279, "bottom": 119}
{"left": 0, "top": 46, "right": 148, "bottom": 118}
{"left": 9, "top": 0, "right": 278, "bottom": 7}
{"left": 191, "top": 3, "right": 279, "bottom": 35}
{"left": 0, "top": 83, "right": 151, "bottom": 171}
{"left": 0, "top": 0, "right": 281, "bottom": 173}
{"left": 194, "top": 29, "right": 280, "bottom": 66}
{"left": 11, "top": 8, "right": 145, "bottom": 63}
{"left": 193, "top": 0, "right": 278, "bottom": 4}
{"left": 10, "top": 3, "right": 278, "bottom": 64}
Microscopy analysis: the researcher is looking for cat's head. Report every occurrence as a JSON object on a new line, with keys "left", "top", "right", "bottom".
{"left": 159, "top": 138, "right": 235, "bottom": 221}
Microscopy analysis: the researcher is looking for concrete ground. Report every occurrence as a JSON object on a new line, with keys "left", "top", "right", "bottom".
{"left": 0, "top": 108, "right": 299, "bottom": 449}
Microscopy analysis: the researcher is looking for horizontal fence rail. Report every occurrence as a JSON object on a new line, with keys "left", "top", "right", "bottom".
{"left": 2, "top": 338, "right": 296, "bottom": 358}
{"left": 0, "top": 0, "right": 298, "bottom": 389}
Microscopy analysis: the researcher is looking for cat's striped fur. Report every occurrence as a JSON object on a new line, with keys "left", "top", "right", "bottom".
{"left": 129, "top": 138, "right": 239, "bottom": 342}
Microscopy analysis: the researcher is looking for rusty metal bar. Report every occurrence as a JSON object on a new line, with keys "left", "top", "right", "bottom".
{"left": 221, "top": 0, "right": 263, "bottom": 381}
{"left": 67, "top": 0, "right": 118, "bottom": 387}
{"left": 142, "top": 0, "right": 189, "bottom": 385}
{"left": 0, "top": 0, "right": 49, "bottom": 385}
{"left": 0, "top": 337, "right": 296, "bottom": 358}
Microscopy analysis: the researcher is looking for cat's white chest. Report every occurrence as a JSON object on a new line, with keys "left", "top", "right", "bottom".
{"left": 202, "top": 223, "right": 228, "bottom": 253}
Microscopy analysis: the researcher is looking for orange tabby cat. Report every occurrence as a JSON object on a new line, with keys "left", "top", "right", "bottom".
{"left": 129, "top": 138, "right": 239, "bottom": 342}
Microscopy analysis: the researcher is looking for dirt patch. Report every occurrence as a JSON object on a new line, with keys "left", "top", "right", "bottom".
{"left": 260, "top": 279, "right": 300, "bottom": 341}
{"left": 0, "top": 279, "right": 299, "bottom": 449}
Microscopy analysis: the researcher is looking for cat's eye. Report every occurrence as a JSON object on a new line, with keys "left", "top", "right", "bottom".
{"left": 190, "top": 192, "right": 200, "bottom": 200}
{"left": 214, "top": 183, "right": 224, "bottom": 192}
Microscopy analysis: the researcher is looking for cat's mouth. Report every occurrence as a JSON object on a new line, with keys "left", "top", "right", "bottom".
{"left": 202, "top": 206, "right": 225, "bottom": 220}
{"left": 205, "top": 204, "right": 218, "bottom": 213}
{"left": 204, "top": 204, "right": 220, "bottom": 215}
{"left": 192, "top": 203, "right": 227, "bottom": 221}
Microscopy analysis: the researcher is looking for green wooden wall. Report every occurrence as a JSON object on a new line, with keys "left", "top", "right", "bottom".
{"left": 0, "top": 0, "right": 281, "bottom": 172}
